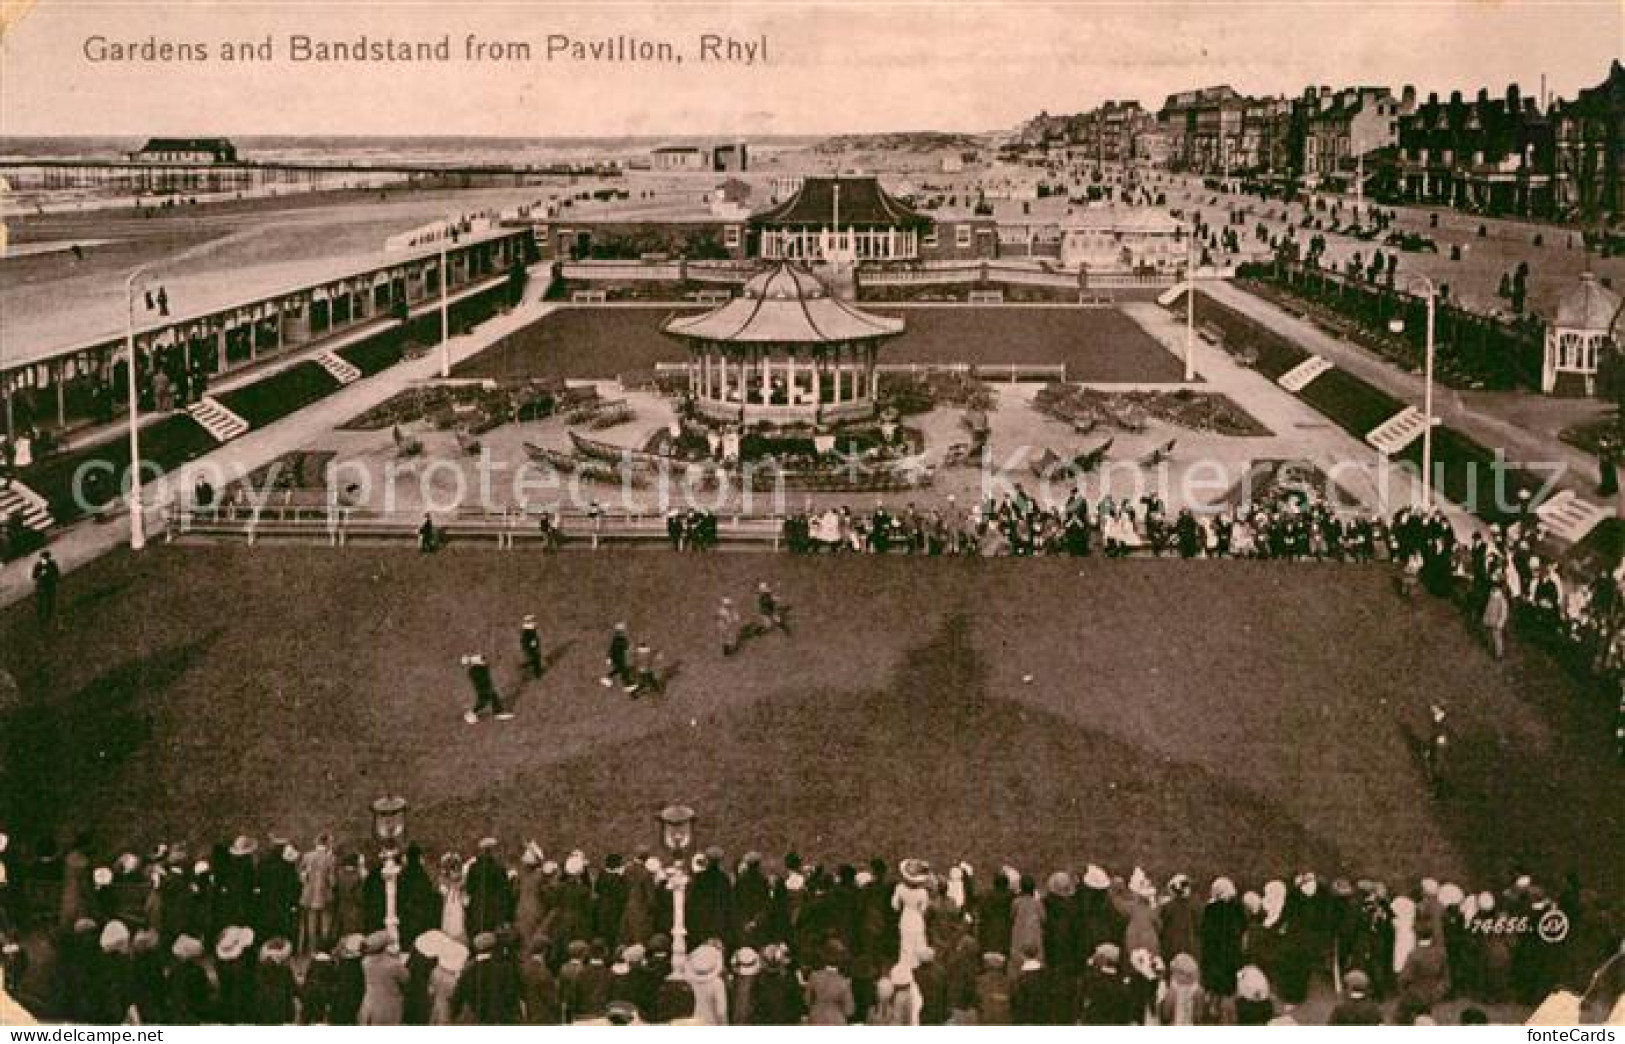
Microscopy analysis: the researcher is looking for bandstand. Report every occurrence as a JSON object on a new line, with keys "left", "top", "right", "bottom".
{"left": 662, "top": 263, "right": 905, "bottom": 424}
{"left": 1541, "top": 272, "right": 1623, "bottom": 396}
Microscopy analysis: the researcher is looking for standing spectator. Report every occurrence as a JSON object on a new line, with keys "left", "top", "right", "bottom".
{"left": 32, "top": 550, "right": 60, "bottom": 628}
{"left": 299, "top": 834, "right": 337, "bottom": 954}
{"left": 452, "top": 932, "right": 517, "bottom": 1024}
{"left": 358, "top": 931, "right": 407, "bottom": 1025}
{"left": 717, "top": 598, "right": 742, "bottom": 657}
{"left": 685, "top": 943, "right": 728, "bottom": 1025}
{"left": 1329, "top": 968, "right": 1384, "bottom": 1024}
{"left": 805, "top": 941, "right": 855, "bottom": 1025}
{"left": 1483, "top": 585, "right": 1511, "bottom": 659}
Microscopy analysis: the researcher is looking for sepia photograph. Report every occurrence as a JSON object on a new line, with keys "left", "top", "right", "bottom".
{"left": 0, "top": 0, "right": 1622, "bottom": 1031}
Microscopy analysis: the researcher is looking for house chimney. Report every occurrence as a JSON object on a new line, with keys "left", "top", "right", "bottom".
{"left": 1450, "top": 90, "right": 1463, "bottom": 105}
{"left": 1477, "top": 87, "right": 1490, "bottom": 104}
{"left": 1506, "top": 84, "right": 1521, "bottom": 110}
{"left": 1402, "top": 85, "right": 1417, "bottom": 109}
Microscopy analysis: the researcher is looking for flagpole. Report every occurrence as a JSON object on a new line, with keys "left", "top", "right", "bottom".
{"left": 124, "top": 265, "right": 151, "bottom": 551}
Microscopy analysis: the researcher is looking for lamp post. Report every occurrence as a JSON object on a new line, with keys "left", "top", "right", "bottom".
{"left": 123, "top": 264, "right": 154, "bottom": 551}
{"left": 1388, "top": 274, "right": 1437, "bottom": 507}
{"left": 439, "top": 238, "right": 451, "bottom": 379}
{"left": 1183, "top": 223, "right": 1198, "bottom": 382}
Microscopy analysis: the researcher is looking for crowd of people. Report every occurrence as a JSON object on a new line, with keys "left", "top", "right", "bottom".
{"left": 783, "top": 489, "right": 1404, "bottom": 560}
{"left": 0, "top": 832, "right": 1618, "bottom": 1026}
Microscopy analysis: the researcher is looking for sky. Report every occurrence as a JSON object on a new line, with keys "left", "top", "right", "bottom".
{"left": 0, "top": 0, "right": 1619, "bottom": 137}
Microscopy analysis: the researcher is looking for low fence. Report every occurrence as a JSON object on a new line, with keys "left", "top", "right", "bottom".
{"left": 558, "top": 260, "right": 756, "bottom": 284}
{"left": 166, "top": 505, "right": 787, "bottom": 550}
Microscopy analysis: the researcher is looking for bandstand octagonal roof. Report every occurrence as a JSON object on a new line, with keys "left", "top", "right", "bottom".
{"left": 1554, "top": 272, "right": 1624, "bottom": 334}
{"left": 663, "top": 263, "right": 905, "bottom": 345}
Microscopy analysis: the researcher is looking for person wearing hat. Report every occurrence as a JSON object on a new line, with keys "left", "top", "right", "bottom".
{"left": 32, "top": 549, "right": 60, "bottom": 627}
{"left": 216, "top": 925, "right": 257, "bottom": 1024}
{"left": 728, "top": 947, "right": 761, "bottom": 1025}
{"left": 463, "top": 653, "right": 513, "bottom": 723}
{"left": 806, "top": 941, "right": 855, "bottom": 1025}
{"left": 1329, "top": 968, "right": 1384, "bottom": 1025}
{"left": 1079, "top": 942, "right": 1135, "bottom": 1025}
{"left": 973, "top": 952, "right": 1012, "bottom": 1025}
{"left": 253, "top": 937, "right": 297, "bottom": 1025}
{"left": 520, "top": 613, "right": 544, "bottom": 679}
{"left": 92, "top": 920, "right": 135, "bottom": 1024}
{"left": 1157, "top": 952, "right": 1215, "bottom": 1026}
{"left": 717, "top": 597, "right": 743, "bottom": 657}
{"left": 687, "top": 848, "right": 732, "bottom": 952}
{"left": 574, "top": 939, "right": 612, "bottom": 1019}
{"left": 330, "top": 933, "right": 367, "bottom": 1025}
{"left": 1199, "top": 877, "right": 1246, "bottom": 999}
{"left": 519, "top": 934, "right": 560, "bottom": 1025}
{"left": 258, "top": 839, "right": 301, "bottom": 945}
{"left": 165, "top": 935, "right": 215, "bottom": 1024}
{"left": 685, "top": 943, "right": 728, "bottom": 1025}
{"left": 423, "top": 934, "right": 467, "bottom": 1026}
{"left": 894, "top": 859, "right": 932, "bottom": 971}
{"left": 747, "top": 943, "right": 802, "bottom": 1025}
{"left": 601, "top": 622, "right": 634, "bottom": 690}
{"left": 358, "top": 930, "right": 407, "bottom": 1025}
{"left": 755, "top": 580, "right": 791, "bottom": 637}
{"left": 653, "top": 956, "right": 696, "bottom": 1023}
{"left": 464, "top": 839, "right": 513, "bottom": 939}
{"left": 1229, "top": 964, "right": 1275, "bottom": 1025}
{"left": 452, "top": 931, "right": 516, "bottom": 1024}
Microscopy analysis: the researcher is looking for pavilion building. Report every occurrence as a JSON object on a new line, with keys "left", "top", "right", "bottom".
{"left": 663, "top": 263, "right": 905, "bottom": 424}
{"left": 751, "top": 176, "right": 930, "bottom": 264}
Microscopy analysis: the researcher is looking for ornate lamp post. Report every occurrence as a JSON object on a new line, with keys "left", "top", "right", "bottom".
{"left": 656, "top": 805, "right": 696, "bottom": 960}
{"left": 370, "top": 796, "right": 408, "bottom": 857}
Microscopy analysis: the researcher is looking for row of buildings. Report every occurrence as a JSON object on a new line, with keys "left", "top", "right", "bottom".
{"left": 1019, "top": 60, "right": 1623, "bottom": 221}
{"left": 534, "top": 174, "right": 1186, "bottom": 273}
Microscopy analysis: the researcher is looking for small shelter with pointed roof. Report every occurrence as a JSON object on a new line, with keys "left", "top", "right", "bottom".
{"left": 663, "top": 263, "right": 905, "bottom": 423}
{"left": 1543, "top": 272, "right": 1624, "bottom": 395}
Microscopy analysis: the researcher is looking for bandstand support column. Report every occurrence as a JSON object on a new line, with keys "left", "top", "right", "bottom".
{"left": 787, "top": 353, "right": 798, "bottom": 405}
{"left": 760, "top": 350, "right": 772, "bottom": 404}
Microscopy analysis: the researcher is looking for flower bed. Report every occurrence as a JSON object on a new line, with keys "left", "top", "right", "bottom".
{"left": 878, "top": 370, "right": 997, "bottom": 416}
{"left": 1034, "top": 384, "right": 1271, "bottom": 437}
{"left": 339, "top": 382, "right": 559, "bottom": 433}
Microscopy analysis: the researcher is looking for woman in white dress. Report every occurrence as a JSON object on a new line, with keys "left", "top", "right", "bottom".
{"left": 893, "top": 859, "right": 932, "bottom": 971}
{"left": 437, "top": 853, "right": 469, "bottom": 945}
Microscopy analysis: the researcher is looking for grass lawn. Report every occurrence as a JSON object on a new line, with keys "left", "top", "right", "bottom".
{"left": 2, "top": 549, "right": 1619, "bottom": 897}
{"left": 18, "top": 415, "right": 218, "bottom": 524}
{"left": 457, "top": 306, "right": 1187, "bottom": 384}
{"left": 217, "top": 362, "right": 342, "bottom": 429}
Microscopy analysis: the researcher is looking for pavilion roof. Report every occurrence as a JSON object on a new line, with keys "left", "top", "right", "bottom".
{"left": 751, "top": 176, "right": 929, "bottom": 229}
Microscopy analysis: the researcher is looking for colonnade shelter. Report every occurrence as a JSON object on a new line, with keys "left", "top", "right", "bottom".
{"left": 663, "top": 263, "right": 905, "bottom": 425}
{"left": 751, "top": 176, "right": 929, "bottom": 263}
{"left": 1, "top": 228, "right": 533, "bottom": 437}
{"left": 1542, "top": 271, "right": 1624, "bottom": 396}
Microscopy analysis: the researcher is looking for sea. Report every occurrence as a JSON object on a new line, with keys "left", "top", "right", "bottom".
{"left": 0, "top": 134, "right": 826, "bottom": 166}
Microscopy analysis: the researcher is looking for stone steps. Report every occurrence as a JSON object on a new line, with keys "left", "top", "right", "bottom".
{"left": 1535, "top": 489, "right": 1611, "bottom": 546}
{"left": 313, "top": 350, "right": 363, "bottom": 385}
{"left": 1156, "top": 282, "right": 1190, "bottom": 308}
{"left": 186, "top": 396, "right": 250, "bottom": 443}
{"left": 1364, "top": 406, "right": 1430, "bottom": 456}
{"left": 0, "top": 479, "right": 54, "bottom": 532}
{"left": 1277, "top": 354, "right": 1333, "bottom": 393}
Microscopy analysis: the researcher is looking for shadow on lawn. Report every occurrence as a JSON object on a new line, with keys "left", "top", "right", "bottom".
{"left": 0, "top": 633, "right": 221, "bottom": 841}
{"left": 423, "top": 613, "right": 1352, "bottom": 882}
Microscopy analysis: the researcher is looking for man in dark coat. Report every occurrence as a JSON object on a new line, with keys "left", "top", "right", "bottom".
{"left": 452, "top": 932, "right": 519, "bottom": 1024}
{"left": 913, "top": 946, "right": 950, "bottom": 1025}
{"left": 32, "top": 551, "right": 60, "bottom": 627}
{"left": 519, "top": 936, "right": 560, "bottom": 1024}
{"left": 1078, "top": 944, "right": 1136, "bottom": 1025}
{"left": 686, "top": 850, "right": 733, "bottom": 949}
{"left": 600, "top": 623, "right": 634, "bottom": 691}
{"left": 520, "top": 615, "right": 543, "bottom": 679}
{"left": 463, "top": 654, "right": 511, "bottom": 723}
{"left": 464, "top": 840, "right": 513, "bottom": 938}
{"left": 1199, "top": 882, "right": 1246, "bottom": 996}
{"left": 593, "top": 856, "right": 628, "bottom": 945}
{"left": 1010, "top": 947, "right": 1059, "bottom": 1025}
{"left": 732, "top": 853, "right": 771, "bottom": 947}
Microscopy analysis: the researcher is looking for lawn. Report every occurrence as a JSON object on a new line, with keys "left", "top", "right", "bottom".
{"left": 217, "top": 362, "right": 342, "bottom": 428}
{"left": 2, "top": 549, "right": 1619, "bottom": 899}
{"left": 457, "top": 305, "right": 1188, "bottom": 384}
